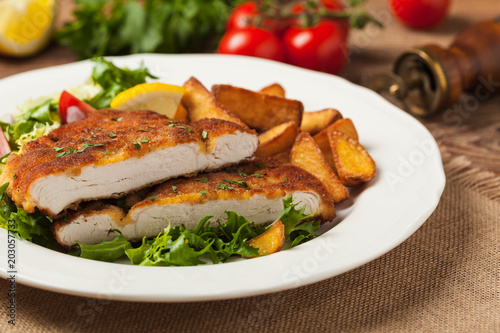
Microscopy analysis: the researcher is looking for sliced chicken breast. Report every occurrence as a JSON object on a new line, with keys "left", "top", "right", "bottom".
{"left": 0, "top": 110, "right": 257, "bottom": 217}
{"left": 52, "top": 163, "right": 336, "bottom": 247}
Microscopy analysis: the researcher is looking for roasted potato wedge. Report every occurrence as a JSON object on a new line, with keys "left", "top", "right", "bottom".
{"left": 300, "top": 109, "right": 342, "bottom": 135}
{"left": 259, "top": 83, "right": 286, "bottom": 97}
{"left": 329, "top": 118, "right": 358, "bottom": 141}
{"left": 247, "top": 220, "right": 285, "bottom": 256}
{"left": 212, "top": 84, "right": 303, "bottom": 131}
{"left": 328, "top": 131, "right": 376, "bottom": 186}
{"left": 172, "top": 103, "right": 189, "bottom": 122}
{"left": 313, "top": 130, "right": 335, "bottom": 168}
{"left": 181, "top": 77, "right": 246, "bottom": 127}
{"left": 256, "top": 121, "right": 299, "bottom": 157}
{"left": 273, "top": 149, "right": 291, "bottom": 164}
{"left": 291, "top": 132, "right": 349, "bottom": 203}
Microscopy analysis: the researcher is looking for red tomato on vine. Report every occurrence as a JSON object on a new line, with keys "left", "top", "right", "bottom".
{"left": 218, "top": 27, "right": 285, "bottom": 62}
{"left": 283, "top": 20, "right": 348, "bottom": 75}
{"left": 390, "top": 0, "right": 450, "bottom": 29}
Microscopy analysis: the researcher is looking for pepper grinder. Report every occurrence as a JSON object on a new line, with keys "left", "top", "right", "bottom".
{"left": 363, "top": 18, "right": 500, "bottom": 117}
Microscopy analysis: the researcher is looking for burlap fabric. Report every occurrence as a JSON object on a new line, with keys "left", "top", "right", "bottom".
{"left": 1, "top": 148, "right": 498, "bottom": 333}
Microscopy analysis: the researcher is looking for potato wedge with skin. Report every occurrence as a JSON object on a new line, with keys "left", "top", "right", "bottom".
{"left": 259, "top": 83, "right": 286, "bottom": 97}
{"left": 273, "top": 149, "right": 291, "bottom": 164}
{"left": 329, "top": 118, "right": 358, "bottom": 141}
{"left": 256, "top": 121, "right": 298, "bottom": 157}
{"left": 212, "top": 84, "right": 303, "bottom": 131}
{"left": 328, "top": 130, "right": 376, "bottom": 186}
{"left": 300, "top": 109, "right": 342, "bottom": 135}
{"left": 247, "top": 220, "right": 285, "bottom": 256}
{"left": 313, "top": 117, "right": 357, "bottom": 168}
{"left": 291, "top": 132, "right": 349, "bottom": 203}
{"left": 181, "top": 77, "right": 246, "bottom": 127}
{"left": 172, "top": 103, "right": 189, "bottom": 122}
{"left": 313, "top": 130, "right": 335, "bottom": 168}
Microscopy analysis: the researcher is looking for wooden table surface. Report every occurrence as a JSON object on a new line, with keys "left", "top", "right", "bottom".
{"left": 0, "top": 0, "right": 498, "bottom": 176}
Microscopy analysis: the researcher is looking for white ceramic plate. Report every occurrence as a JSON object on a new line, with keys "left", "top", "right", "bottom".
{"left": 0, "top": 54, "right": 445, "bottom": 302}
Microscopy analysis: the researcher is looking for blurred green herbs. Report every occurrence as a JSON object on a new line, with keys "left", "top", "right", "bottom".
{"left": 56, "top": 0, "right": 241, "bottom": 59}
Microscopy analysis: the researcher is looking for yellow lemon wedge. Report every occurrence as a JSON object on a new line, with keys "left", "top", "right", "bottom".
{"left": 110, "top": 83, "right": 187, "bottom": 119}
{"left": 0, "top": 0, "right": 58, "bottom": 57}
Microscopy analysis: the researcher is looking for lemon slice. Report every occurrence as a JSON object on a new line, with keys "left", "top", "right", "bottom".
{"left": 110, "top": 83, "right": 186, "bottom": 119}
{"left": 0, "top": 0, "right": 58, "bottom": 57}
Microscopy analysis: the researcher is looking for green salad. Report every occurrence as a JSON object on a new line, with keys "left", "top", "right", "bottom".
{"left": 0, "top": 58, "right": 320, "bottom": 266}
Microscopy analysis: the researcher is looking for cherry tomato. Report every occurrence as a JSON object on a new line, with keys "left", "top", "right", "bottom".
{"left": 218, "top": 27, "right": 285, "bottom": 62}
{"left": 290, "top": 0, "right": 349, "bottom": 37}
{"left": 390, "top": 0, "right": 450, "bottom": 29}
{"left": 0, "top": 128, "right": 11, "bottom": 156}
{"left": 226, "top": 1, "right": 283, "bottom": 35}
{"left": 283, "top": 20, "right": 348, "bottom": 75}
{"left": 59, "top": 90, "right": 96, "bottom": 124}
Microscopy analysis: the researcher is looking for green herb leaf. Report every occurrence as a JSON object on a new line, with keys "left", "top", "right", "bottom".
{"left": 148, "top": 195, "right": 158, "bottom": 201}
{"left": 277, "top": 195, "right": 318, "bottom": 243}
{"left": 86, "top": 58, "right": 157, "bottom": 109}
{"left": 198, "top": 190, "right": 208, "bottom": 194}
{"left": 71, "top": 232, "right": 132, "bottom": 262}
{"left": 107, "top": 133, "right": 117, "bottom": 138}
{"left": 55, "top": 0, "right": 238, "bottom": 60}
{"left": 201, "top": 130, "right": 208, "bottom": 140}
{"left": 196, "top": 177, "right": 208, "bottom": 183}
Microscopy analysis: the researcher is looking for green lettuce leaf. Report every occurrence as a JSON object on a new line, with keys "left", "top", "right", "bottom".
{"left": 87, "top": 57, "right": 158, "bottom": 109}
{"left": 0, "top": 183, "right": 60, "bottom": 250}
{"left": 71, "top": 232, "right": 132, "bottom": 262}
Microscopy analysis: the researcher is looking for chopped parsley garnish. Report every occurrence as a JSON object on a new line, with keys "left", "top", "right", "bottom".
{"left": 148, "top": 196, "right": 158, "bottom": 201}
{"left": 134, "top": 143, "right": 141, "bottom": 149}
{"left": 176, "top": 125, "right": 193, "bottom": 133}
{"left": 196, "top": 177, "right": 208, "bottom": 183}
{"left": 83, "top": 143, "right": 104, "bottom": 148}
{"left": 171, "top": 186, "right": 177, "bottom": 193}
{"left": 52, "top": 147, "right": 64, "bottom": 152}
{"left": 13, "top": 175, "right": 16, "bottom": 179}
{"left": 110, "top": 117, "right": 123, "bottom": 122}
{"left": 140, "top": 138, "right": 149, "bottom": 143}
{"left": 237, "top": 169, "right": 248, "bottom": 176}
{"left": 107, "top": 133, "right": 117, "bottom": 138}
{"left": 252, "top": 173, "right": 263, "bottom": 178}
{"left": 168, "top": 124, "right": 175, "bottom": 127}
{"left": 104, "top": 150, "right": 112, "bottom": 154}
{"left": 218, "top": 184, "right": 228, "bottom": 190}
{"left": 283, "top": 177, "right": 288, "bottom": 182}
{"left": 201, "top": 130, "right": 208, "bottom": 140}
{"left": 138, "top": 128, "right": 147, "bottom": 132}
{"left": 199, "top": 190, "right": 208, "bottom": 194}
{"left": 224, "top": 179, "right": 250, "bottom": 189}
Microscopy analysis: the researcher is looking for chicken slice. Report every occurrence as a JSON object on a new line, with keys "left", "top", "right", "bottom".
{"left": 52, "top": 164, "right": 335, "bottom": 247}
{"left": 0, "top": 110, "right": 258, "bottom": 217}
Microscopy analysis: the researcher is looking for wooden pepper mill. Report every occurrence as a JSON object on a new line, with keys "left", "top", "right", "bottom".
{"left": 363, "top": 18, "right": 500, "bottom": 116}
